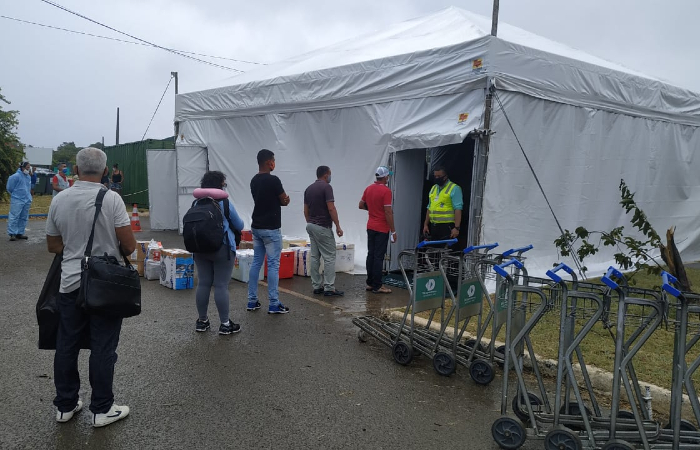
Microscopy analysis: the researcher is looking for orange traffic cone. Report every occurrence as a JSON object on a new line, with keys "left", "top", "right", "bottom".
{"left": 130, "top": 204, "right": 142, "bottom": 232}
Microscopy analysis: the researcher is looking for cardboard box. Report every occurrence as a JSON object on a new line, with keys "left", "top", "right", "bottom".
{"left": 144, "top": 260, "right": 160, "bottom": 281}
{"left": 232, "top": 249, "right": 264, "bottom": 283}
{"left": 134, "top": 260, "right": 145, "bottom": 277}
{"left": 283, "top": 236, "right": 308, "bottom": 249}
{"left": 159, "top": 249, "right": 194, "bottom": 290}
{"left": 238, "top": 241, "right": 254, "bottom": 250}
{"left": 129, "top": 240, "right": 151, "bottom": 262}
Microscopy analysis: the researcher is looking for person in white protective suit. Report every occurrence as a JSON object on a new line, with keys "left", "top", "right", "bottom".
{"left": 6, "top": 161, "right": 33, "bottom": 241}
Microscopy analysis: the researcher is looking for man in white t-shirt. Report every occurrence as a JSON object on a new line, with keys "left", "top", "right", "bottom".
{"left": 46, "top": 147, "right": 136, "bottom": 428}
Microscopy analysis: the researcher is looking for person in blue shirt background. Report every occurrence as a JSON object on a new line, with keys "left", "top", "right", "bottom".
{"left": 6, "top": 161, "right": 33, "bottom": 241}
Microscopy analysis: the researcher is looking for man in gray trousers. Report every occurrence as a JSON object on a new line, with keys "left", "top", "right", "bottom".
{"left": 304, "top": 166, "right": 344, "bottom": 297}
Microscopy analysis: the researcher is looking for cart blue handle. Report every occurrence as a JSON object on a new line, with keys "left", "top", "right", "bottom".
{"left": 601, "top": 266, "right": 623, "bottom": 289}
{"left": 463, "top": 242, "right": 498, "bottom": 254}
{"left": 416, "top": 239, "right": 458, "bottom": 249}
{"left": 494, "top": 258, "right": 524, "bottom": 277}
{"left": 546, "top": 263, "right": 574, "bottom": 283}
{"left": 502, "top": 245, "right": 534, "bottom": 257}
{"left": 661, "top": 271, "right": 681, "bottom": 297}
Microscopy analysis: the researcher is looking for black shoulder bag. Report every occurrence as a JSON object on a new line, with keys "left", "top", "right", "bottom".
{"left": 76, "top": 189, "right": 142, "bottom": 318}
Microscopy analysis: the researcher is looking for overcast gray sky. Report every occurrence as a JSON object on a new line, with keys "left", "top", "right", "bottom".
{"left": 1, "top": 0, "right": 698, "bottom": 149}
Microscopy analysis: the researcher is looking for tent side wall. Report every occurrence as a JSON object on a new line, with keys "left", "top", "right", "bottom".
{"left": 104, "top": 137, "right": 175, "bottom": 208}
{"left": 482, "top": 90, "right": 700, "bottom": 276}
{"left": 177, "top": 90, "right": 486, "bottom": 271}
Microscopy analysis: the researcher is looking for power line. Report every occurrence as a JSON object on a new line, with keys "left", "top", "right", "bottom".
{"left": 141, "top": 76, "right": 173, "bottom": 142}
{"left": 0, "top": 14, "right": 264, "bottom": 65}
{"left": 38, "top": 0, "right": 243, "bottom": 72}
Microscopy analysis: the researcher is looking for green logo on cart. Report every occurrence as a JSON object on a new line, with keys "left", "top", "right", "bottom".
{"left": 497, "top": 288, "right": 508, "bottom": 312}
{"left": 416, "top": 275, "right": 444, "bottom": 302}
{"left": 459, "top": 280, "right": 482, "bottom": 308}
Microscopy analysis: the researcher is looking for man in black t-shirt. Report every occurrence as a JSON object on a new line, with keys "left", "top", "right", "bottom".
{"left": 247, "top": 149, "right": 291, "bottom": 314}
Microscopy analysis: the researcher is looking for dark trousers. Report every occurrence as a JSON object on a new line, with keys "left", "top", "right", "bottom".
{"left": 366, "top": 229, "right": 390, "bottom": 290}
{"left": 427, "top": 222, "right": 455, "bottom": 241}
{"left": 54, "top": 289, "right": 123, "bottom": 414}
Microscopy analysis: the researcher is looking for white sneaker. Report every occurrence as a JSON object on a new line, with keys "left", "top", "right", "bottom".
{"left": 56, "top": 400, "right": 83, "bottom": 423}
{"left": 93, "top": 404, "right": 130, "bottom": 428}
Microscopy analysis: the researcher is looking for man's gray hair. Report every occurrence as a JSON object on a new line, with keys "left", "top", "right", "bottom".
{"left": 76, "top": 147, "right": 107, "bottom": 176}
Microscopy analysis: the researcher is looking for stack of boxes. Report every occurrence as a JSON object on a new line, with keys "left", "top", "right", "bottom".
{"left": 144, "top": 243, "right": 163, "bottom": 280}
{"left": 128, "top": 240, "right": 151, "bottom": 276}
{"left": 230, "top": 231, "right": 356, "bottom": 280}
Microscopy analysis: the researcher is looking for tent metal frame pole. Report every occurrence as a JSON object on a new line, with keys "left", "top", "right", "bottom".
{"left": 467, "top": 1, "right": 498, "bottom": 246}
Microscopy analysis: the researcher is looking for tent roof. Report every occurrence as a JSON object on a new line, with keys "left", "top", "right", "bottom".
{"left": 176, "top": 7, "right": 700, "bottom": 125}
{"left": 224, "top": 7, "right": 654, "bottom": 85}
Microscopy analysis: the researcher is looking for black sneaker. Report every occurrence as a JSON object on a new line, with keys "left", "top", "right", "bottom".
{"left": 324, "top": 290, "right": 344, "bottom": 297}
{"left": 219, "top": 321, "right": 241, "bottom": 335}
{"left": 16, "top": 234, "right": 28, "bottom": 240}
{"left": 195, "top": 319, "right": 210, "bottom": 332}
{"left": 9, "top": 235, "right": 16, "bottom": 241}
{"left": 313, "top": 288, "right": 324, "bottom": 295}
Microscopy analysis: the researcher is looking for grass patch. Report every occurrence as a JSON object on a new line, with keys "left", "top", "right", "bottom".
{"left": 0, "top": 195, "right": 53, "bottom": 217}
{"left": 416, "top": 268, "right": 700, "bottom": 391}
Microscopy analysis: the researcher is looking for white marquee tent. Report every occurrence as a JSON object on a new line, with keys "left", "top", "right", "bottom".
{"left": 162, "top": 6, "right": 700, "bottom": 276}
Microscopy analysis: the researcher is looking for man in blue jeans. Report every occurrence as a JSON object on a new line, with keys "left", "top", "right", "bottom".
{"left": 247, "top": 149, "right": 291, "bottom": 314}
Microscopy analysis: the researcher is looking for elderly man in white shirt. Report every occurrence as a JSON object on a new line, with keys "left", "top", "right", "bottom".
{"left": 46, "top": 147, "right": 136, "bottom": 428}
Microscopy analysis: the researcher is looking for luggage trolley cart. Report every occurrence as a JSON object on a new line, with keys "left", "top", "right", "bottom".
{"left": 352, "top": 239, "right": 457, "bottom": 367}
{"left": 430, "top": 242, "right": 500, "bottom": 383}
{"left": 483, "top": 245, "right": 534, "bottom": 365}
{"left": 541, "top": 263, "right": 612, "bottom": 450}
{"left": 658, "top": 272, "right": 700, "bottom": 448}
{"left": 595, "top": 268, "right": 667, "bottom": 450}
{"left": 490, "top": 258, "right": 561, "bottom": 450}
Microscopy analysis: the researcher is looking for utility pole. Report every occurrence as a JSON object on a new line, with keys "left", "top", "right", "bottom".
{"left": 491, "top": 0, "right": 499, "bottom": 36}
{"left": 116, "top": 107, "right": 120, "bottom": 145}
{"left": 171, "top": 71, "right": 179, "bottom": 137}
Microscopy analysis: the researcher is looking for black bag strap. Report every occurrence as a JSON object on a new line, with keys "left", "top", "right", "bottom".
{"left": 84, "top": 189, "right": 131, "bottom": 266}
{"left": 222, "top": 200, "right": 237, "bottom": 260}
{"left": 84, "top": 189, "right": 108, "bottom": 258}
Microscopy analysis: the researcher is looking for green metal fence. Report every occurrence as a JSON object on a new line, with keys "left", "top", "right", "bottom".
{"left": 103, "top": 137, "right": 174, "bottom": 208}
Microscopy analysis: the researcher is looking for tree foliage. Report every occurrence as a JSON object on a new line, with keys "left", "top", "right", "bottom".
{"left": 52, "top": 141, "right": 80, "bottom": 166}
{"left": 554, "top": 179, "right": 663, "bottom": 282}
{"left": 0, "top": 88, "right": 24, "bottom": 200}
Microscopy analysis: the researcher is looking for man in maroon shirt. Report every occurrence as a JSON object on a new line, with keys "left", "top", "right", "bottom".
{"left": 304, "top": 166, "right": 344, "bottom": 297}
{"left": 359, "top": 166, "right": 396, "bottom": 294}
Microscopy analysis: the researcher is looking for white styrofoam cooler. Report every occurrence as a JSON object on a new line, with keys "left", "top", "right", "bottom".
{"left": 232, "top": 249, "right": 264, "bottom": 282}
{"left": 293, "top": 243, "right": 355, "bottom": 276}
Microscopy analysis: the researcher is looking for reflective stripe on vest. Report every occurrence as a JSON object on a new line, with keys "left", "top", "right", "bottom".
{"left": 428, "top": 181, "right": 456, "bottom": 223}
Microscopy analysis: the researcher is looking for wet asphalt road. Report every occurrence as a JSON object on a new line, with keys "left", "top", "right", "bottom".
{"left": 0, "top": 217, "right": 539, "bottom": 450}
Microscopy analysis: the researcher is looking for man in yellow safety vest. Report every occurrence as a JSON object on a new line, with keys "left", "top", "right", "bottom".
{"left": 422, "top": 166, "right": 463, "bottom": 241}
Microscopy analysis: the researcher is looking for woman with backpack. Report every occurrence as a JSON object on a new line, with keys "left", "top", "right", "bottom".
{"left": 188, "top": 171, "right": 245, "bottom": 335}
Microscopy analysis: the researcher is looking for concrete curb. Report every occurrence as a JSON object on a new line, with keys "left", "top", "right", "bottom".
{"left": 388, "top": 310, "right": 695, "bottom": 418}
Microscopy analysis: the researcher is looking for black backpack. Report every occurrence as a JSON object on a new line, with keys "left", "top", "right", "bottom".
{"left": 183, "top": 198, "right": 238, "bottom": 253}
